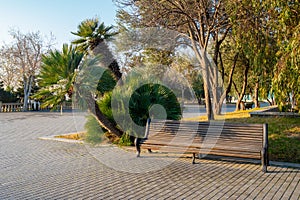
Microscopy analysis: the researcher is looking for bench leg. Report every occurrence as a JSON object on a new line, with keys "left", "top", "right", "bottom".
{"left": 267, "top": 151, "right": 270, "bottom": 166}
{"left": 261, "top": 148, "right": 268, "bottom": 173}
{"left": 135, "top": 138, "right": 141, "bottom": 157}
{"left": 192, "top": 153, "right": 196, "bottom": 164}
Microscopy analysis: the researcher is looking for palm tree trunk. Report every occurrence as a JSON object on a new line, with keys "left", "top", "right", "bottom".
{"left": 88, "top": 40, "right": 124, "bottom": 137}
{"left": 92, "top": 41, "right": 122, "bottom": 80}
{"left": 86, "top": 93, "right": 123, "bottom": 137}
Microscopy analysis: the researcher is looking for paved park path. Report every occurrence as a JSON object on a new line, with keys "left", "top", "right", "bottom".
{"left": 0, "top": 112, "right": 299, "bottom": 199}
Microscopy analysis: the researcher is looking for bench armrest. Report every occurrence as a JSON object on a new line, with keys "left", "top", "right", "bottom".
{"left": 143, "top": 118, "right": 151, "bottom": 139}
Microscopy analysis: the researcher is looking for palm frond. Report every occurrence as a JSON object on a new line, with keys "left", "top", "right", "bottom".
{"left": 71, "top": 18, "right": 118, "bottom": 53}
{"left": 35, "top": 44, "right": 83, "bottom": 108}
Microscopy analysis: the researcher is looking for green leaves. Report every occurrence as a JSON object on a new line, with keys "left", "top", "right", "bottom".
{"left": 71, "top": 18, "right": 117, "bottom": 54}
{"left": 33, "top": 44, "right": 83, "bottom": 110}
{"left": 111, "top": 67, "right": 182, "bottom": 137}
{"left": 129, "top": 83, "right": 181, "bottom": 125}
{"left": 270, "top": 1, "right": 300, "bottom": 111}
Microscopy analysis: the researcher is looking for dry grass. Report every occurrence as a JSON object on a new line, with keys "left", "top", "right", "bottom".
{"left": 183, "top": 107, "right": 266, "bottom": 121}
{"left": 284, "top": 127, "right": 300, "bottom": 140}
{"left": 55, "top": 132, "right": 86, "bottom": 140}
{"left": 55, "top": 131, "right": 118, "bottom": 144}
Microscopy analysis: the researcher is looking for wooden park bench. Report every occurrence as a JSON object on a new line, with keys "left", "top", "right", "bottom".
{"left": 135, "top": 119, "right": 269, "bottom": 172}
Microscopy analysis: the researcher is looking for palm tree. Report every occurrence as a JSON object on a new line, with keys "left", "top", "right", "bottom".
{"left": 71, "top": 18, "right": 122, "bottom": 80}
{"left": 33, "top": 44, "right": 83, "bottom": 114}
{"left": 71, "top": 18, "right": 124, "bottom": 137}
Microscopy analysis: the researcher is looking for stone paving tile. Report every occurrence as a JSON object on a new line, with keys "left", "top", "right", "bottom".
{"left": 0, "top": 112, "right": 300, "bottom": 199}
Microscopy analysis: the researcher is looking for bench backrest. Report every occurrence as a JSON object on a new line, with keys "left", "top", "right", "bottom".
{"left": 143, "top": 119, "right": 268, "bottom": 159}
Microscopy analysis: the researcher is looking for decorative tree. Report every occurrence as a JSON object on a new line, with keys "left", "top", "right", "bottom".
{"left": 33, "top": 44, "right": 83, "bottom": 114}
{"left": 1, "top": 30, "right": 51, "bottom": 111}
{"left": 71, "top": 18, "right": 124, "bottom": 137}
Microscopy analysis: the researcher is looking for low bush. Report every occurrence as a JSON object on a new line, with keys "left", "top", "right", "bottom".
{"left": 84, "top": 114, "right": 104, "bottom": 144}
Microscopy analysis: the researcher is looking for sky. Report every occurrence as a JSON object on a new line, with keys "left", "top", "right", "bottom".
{"left": 0, "top": 0, "right": 118, "bottom": 49}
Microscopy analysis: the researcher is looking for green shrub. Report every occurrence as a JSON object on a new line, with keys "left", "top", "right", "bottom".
{"left": 129, "top": 83, "right": 181, "bottom": 126}
{"left": 97, "top": 91, "right": 115, "bottom": 123}
{"left": 93, "top": 67, "right": 182, "bottom": 144}
{"left": 118, "top": 133, "right": 133, "bottom": 146}
{"left": 112, "top": 81, "right": 182, "bottom": 138}
{"left": 96, "top": 70, "right": 117, "bottom": 96}
{"left": 0, "top": 83, "right": 18, "bottom": 103}
{"left": 84, "top": 114, "right": 104, "bottom": 144}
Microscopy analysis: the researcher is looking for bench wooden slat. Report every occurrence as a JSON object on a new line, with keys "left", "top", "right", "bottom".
{"left": 150, "top": 126, "right": 264, "bottom": 134}
{"left": 142, "top": 140, "right": 262, "bottom": 151}
{"left": 146, "top": 133, "right": 263, "bottom": 143}
{"left": 147, "top": 133, "right": 264, "bottom": 141}
{"left": 143, "top": 140, "right": 262, "bottom": 149}
{"left": 140, "top": 145, "right": 261, "bottom": 159}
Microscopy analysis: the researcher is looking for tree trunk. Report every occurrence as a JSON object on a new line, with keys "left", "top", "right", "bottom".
{"left": 189, "top": 31, "right": 214, "bottom": 120}
{"left": 202, "top": 53, "right": 214, "bottom": 120}
{"left": 23, "top": 92, "right": 29, "bottom": 111}
{"left": 23, "top": 75, "right": 33, "bottom": 111}
{"left": 86, "top": 40, "right": 124, "bottom": 137}
{"left": 253, "top": 81, "right": 260, "bottom": 108}
{"left": 236, "top": 65, "right": 250, "bottom": 111}
{"left": 60, "top": 104, "right": 63, "bottom": 115}
{"left": 214, "top": 53, "right": 238, "bottom": 115}
{"left": 266, "top": 98, "right": 273, "bottom": 106}
{"left": 86, "top": 93, "right": 123, "bottom": 137}
{"left": 92, "top": 41, "right": 122, "bottom": 80}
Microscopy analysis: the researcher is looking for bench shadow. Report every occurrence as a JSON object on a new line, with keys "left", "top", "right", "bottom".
{"left": 267, "top": 168, "right": 300, "bottom": 174}
{"left": 139, "top": 153, "right": 300, "bottom": 172}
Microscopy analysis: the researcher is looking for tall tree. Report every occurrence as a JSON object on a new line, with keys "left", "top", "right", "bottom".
{"left": 71, "top": 18, "right": 123, "bottom": 137}
{"left": 270, "top": 0, "right": 300, "bottom": 111}
{"left": 1, "top": 30, "right": 51, "bottom": 111}
{"left": 116, "top": 0, "right": 232, "bottom": 119}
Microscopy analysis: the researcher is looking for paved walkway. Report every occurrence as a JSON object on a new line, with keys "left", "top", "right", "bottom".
{"left": 0, "top": 112, "right": 299, "bottom": 199}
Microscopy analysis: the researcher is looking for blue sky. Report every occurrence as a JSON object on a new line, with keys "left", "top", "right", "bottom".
{"left": 0, "top": 0, "right": 118, "bottom": 49}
